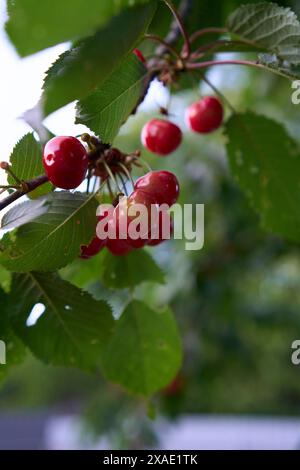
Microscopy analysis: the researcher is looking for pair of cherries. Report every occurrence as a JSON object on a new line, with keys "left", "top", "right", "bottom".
{"left": 141, "top": 96, "right": 224, "bottom": 156}
{"left": 81, "top": 170, "right": 179, "bottom": 258}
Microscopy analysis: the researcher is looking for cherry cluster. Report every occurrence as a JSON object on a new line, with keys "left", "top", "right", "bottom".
{"left": 40, "top": 44, "right": 224, "bottom": 260}
{"left": 42, "top": 137, "right": 179, "bottom": 258}
{"left": 81, "top": 170, "right": 179, "bottom": 259}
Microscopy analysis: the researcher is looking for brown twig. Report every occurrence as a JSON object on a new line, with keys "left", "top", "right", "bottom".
{"left": 0, "top": 175, "right": 49, "bottom": 212}
{"left": 131, "top": 0, "right": 193, "bottom": 115}
{"left": 162, "top": 0, "right": 192, "bottom": 58}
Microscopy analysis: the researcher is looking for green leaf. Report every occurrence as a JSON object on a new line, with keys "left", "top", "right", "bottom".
{"left": 8, "top": 133, "right": 52, "bottom": 198}
{"left": 0, "top": 192, "right": 98, "bottom": 272}
{"left": 5, "top": 0, "right": 153, "bottom": 57}
{"left": 227, "top": 2, "right": 300, "bottom": 64}
{"left": 60, "top": 247, "right": 165, "bottom": 290}
{"left": 7, "top": 272, "right": 114, "bottom": 370}
{"left": 0, "top": 267, "right": 12, "bottom": 293}
{"left": 0, "top": 288, "right": 26, "bottom": 381}
{"left": 1, "top": 197, "right": 48, "bottom": 230}
{"left": 101, "top": 300, "right": 182, "bottom": 396}
{"left": 225, "top": 112, "right": 300, "bottom": 242}
{"left": 60, "top": 255, "right": 104, "bottom": 290}
{"left": 42, "top": 2, "right": 157, "bottom": 116}
{"left": 258, "top": 53, "right": 300, "bottom": 80}
{"left": 76, "top": 54, "right": 149, "bottom": 143}
{"left": 99, "top": 249, "right": 165, "bottom": 290}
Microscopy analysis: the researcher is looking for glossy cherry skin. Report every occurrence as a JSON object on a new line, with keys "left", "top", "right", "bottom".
{"left": 113, "top": 190, "right": 158, "bottom": 249}
{"left": 105, "top": 216, "right": 133, "bottom": 256}
{"left": 107, "top": 238, "right": 133, "bottom": 256}
{"left": 133, "top": 48, "right": 146, "bottom": 64}
{"left": 148, "top": 211, "right": 173, "bottom": 246}
{"left": 80, "top": 214, "right": 108, "bottom": 259}
{"left": 141, "top": 119, "right": 182, "bottom": 156}
{"left": 43, "top": 136, "right": 88, "bottom": 189}
{"left": 80, "top": 236, "right": 106, "bottom": 259}
{"left": 186, "top": 96, "right": 223, "bottom": 134}
{"left": 134, "top": 171, "right": 180, "bottom": 207}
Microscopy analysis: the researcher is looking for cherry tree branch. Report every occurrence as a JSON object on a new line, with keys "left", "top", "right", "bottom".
{"left": 0, "top": 0, "right": 193, "bottom": 213}
{"left": 131, "top": 0, "right": 193, "bottom": 115}
{"left": 0, "top": 175, "right": 49, "bottom": 212}
{"left": 162, "top": 0, "right": 192, "bottom": 57}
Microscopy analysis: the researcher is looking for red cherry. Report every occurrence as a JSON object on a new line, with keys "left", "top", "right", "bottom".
{"left": 133, "top": 48, "right": 146, "bottom": 64}
{"left": 148, "top": 212, "right": 173, "bottom": 246}
{"left": 186, "top": 96, "right": 223, "bottom": 134}
{"left": 80, "top": 236, "right": 106, "bottom": 259}
{"left": 43, "top": 136, "right": 88, "bottom": 189}
{"left": 113, "top": 191, "right": 158, "bottom": 249}
{"left": 141, "top": 119, "right": 182, "bottom": 156}
{"left": 163, "top": 374, "right": 185, "bottom": 396}
{"left": 107, "top": 238, "right": 133, "bottom": 256}
{"left": 80, "top": 213, "right": 108, "bottom": 259}
{"left": 105, "top": 216, "right": 133, "bottom": 256}
{"left": 134, "top": 171, "right": 180, "bottom": 207}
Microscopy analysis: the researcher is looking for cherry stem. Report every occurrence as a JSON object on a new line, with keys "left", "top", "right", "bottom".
{"left": 106, "top": 178, "right": 115, "bottom": 201}
{"left": 187, "top": 58, "right": 293, "bottom": 80}
{"left": 91, "top": 176, "right": 98, "bottom": 193}
{"left": 186, "top": 59, "right": 264, "bottom": 71}
{"left": 86, "top": 169, "right": 92, "bottom": 194}
{"left": 1, "top": 163, "right": 22, "bottom": 185}
{"left": 117, "top": 162, "right": 135, "bottom": 188}
{"left": 189, "top": 27, "right": 228, "bottom": 44}
{"left": 135, "top": 157, "right": 152, "bottom": 173}
{"left": 143, "top": 34, "right": 182, "bottom": 61}
{"left": 103, "top": 161, "right": 122, "bottom": 193}
{"left": 201, "top": 73, "right": 237, "bottom": 114}
{"left": 117, "top": 173, "right": 129, "bottom": 197}
{"left": 163, "top": 0, "right": 191, "bottom": 58}
{"left": 190, "top": 40, "right": 255, "bottom": 60}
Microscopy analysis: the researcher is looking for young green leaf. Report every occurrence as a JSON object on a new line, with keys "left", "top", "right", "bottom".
{"left": 76, "top": 54, "right": 149, "bottom": 143}
{"left": 0, "top": 192, "right": 98, "bottom": 272}
{"left": 6, "top": 0, "right": 153, "bottom": 57}
{"left": 7, "top": 133, "right": 52, "bottom": 198}
{"left": 7, "top": 272, "right": 115, "bottom": 370}
{"left": 227, "top": 3, "right": 300, "bottom": 64}
{"left": 101, "top": 300, "right": 182, "bottom": 396}
{"left": 225, "top": 112, "right": 300, "bottom": 242}
{"left": 42, "top": 2, "right": 157, "bottom": 116}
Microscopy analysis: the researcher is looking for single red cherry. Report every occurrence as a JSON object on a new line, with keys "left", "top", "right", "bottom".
{"left": 43, "top": 136, "right": 88, "bottom": 189}
{"left": 186, "top": 96, "right": 223, "bottom": 134}
{"left": 134, "top": 171, "right": 180, "bottom": 207}
{"left": 80, "top": 236, "right": 106, "bottom": 259}
{"left": 141, "top": 119, "right": 182, "bottom": 156}
{"left": 133, "top": 48, "right": 146, "bottom": 64}
{"left": 148, "top": 211, "right": 173, "bottom": 246}
{"left": 163, "top": 374, "right": 185, "bottom": 396}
